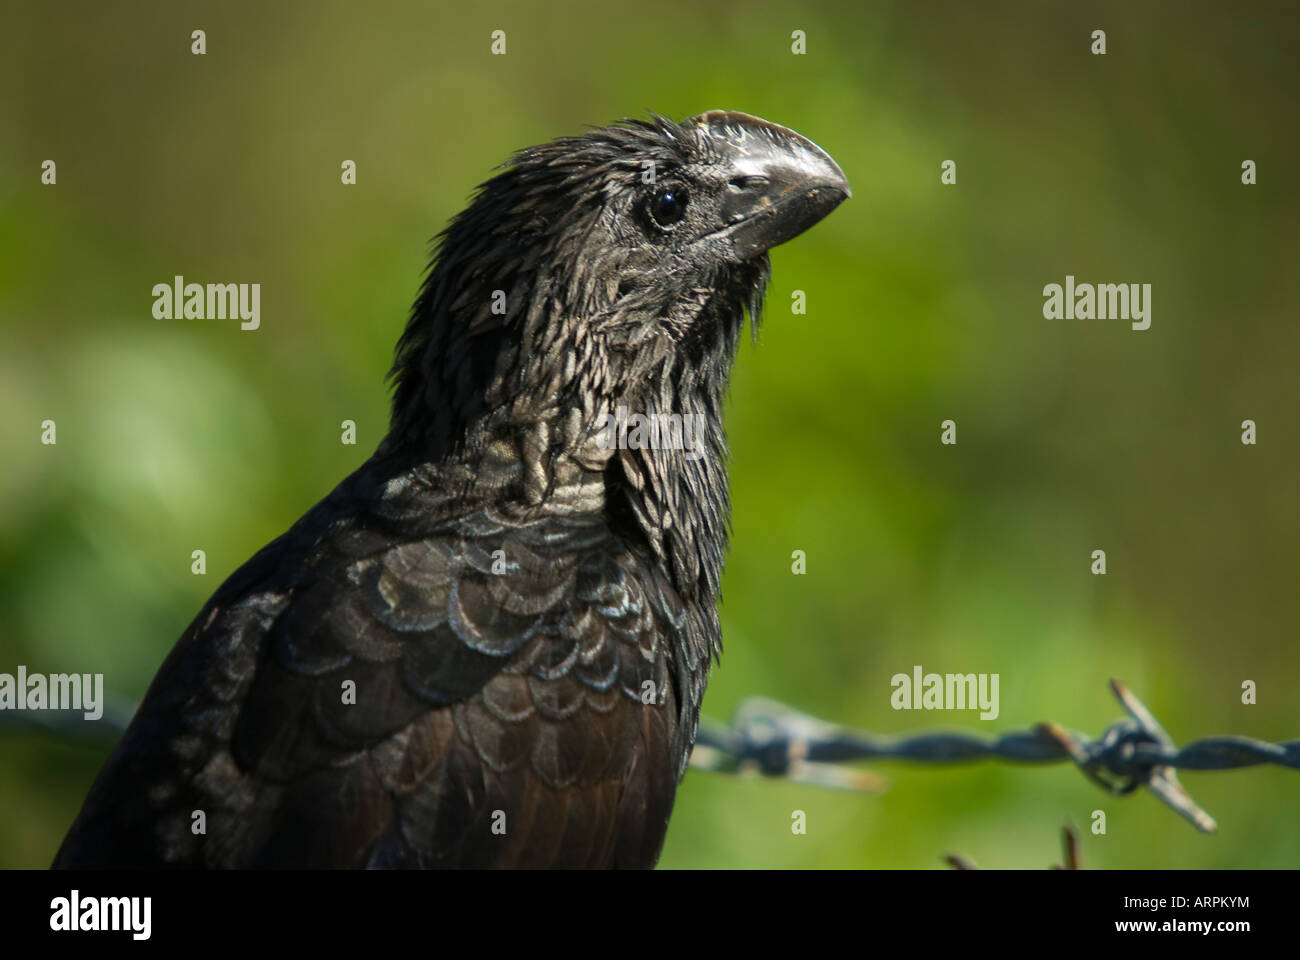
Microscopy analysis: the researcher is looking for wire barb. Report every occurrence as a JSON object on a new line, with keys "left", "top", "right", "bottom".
{"left": 691, "top": 678, "right": 1299, "bottom": 833}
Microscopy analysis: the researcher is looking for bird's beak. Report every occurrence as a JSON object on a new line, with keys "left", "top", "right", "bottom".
{"left": 691, "top": 110, "right": 851, "bottom": 258}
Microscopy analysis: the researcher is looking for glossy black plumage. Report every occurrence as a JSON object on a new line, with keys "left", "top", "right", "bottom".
{"left": 53, "top": 111, "right": 849, "bottom": 868}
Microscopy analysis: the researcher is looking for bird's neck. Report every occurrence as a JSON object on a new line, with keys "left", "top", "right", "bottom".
{"left": 381, "top": 260, "right": 765, "bottom": 622}
{"left": 415, "top": 383, "right": 733, "bottom": 608}
{"left": 601, "top": 382, "right": 732, "bottom": 608}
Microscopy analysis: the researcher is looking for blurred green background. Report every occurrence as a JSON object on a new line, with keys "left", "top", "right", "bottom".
{"left": 1, "top": 0, "right": 1296, "bottom": 869}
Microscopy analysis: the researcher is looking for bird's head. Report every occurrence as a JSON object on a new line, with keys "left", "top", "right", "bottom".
{"left": 384, "top": 111, "right": 847, "bottom": 598}
{"left": 386, "top": 110, "right": 849, "bottom": 460}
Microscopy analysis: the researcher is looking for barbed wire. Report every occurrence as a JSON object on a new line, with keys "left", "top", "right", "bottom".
{"left": 946, "top": 823, "right": 1083, "bottom": 870}
{"left": 690, "top": 678, "right": 1300, "bottom": 833}
{"left": 7, "top": 677, "right": 1295, "bottom": 835}
{"left": 0, "top": 695, "right": 135, "bottom": 740}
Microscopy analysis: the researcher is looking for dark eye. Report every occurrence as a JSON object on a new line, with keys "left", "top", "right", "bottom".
{"left": 647, "top": 184, "right": 690, "bottom": 230}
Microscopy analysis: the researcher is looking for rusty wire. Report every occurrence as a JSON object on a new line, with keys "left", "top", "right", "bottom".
{"left": 690, "top": 678, "right": 1299, "bottom": 834}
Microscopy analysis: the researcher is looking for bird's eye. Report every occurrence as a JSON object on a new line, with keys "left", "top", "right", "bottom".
{"left": 647, "top": 185, "right": 690, "bottom": 230}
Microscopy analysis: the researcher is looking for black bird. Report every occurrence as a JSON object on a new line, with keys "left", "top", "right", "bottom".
{"left": 54, "top": 111, "right": 849, "bottom": 868}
